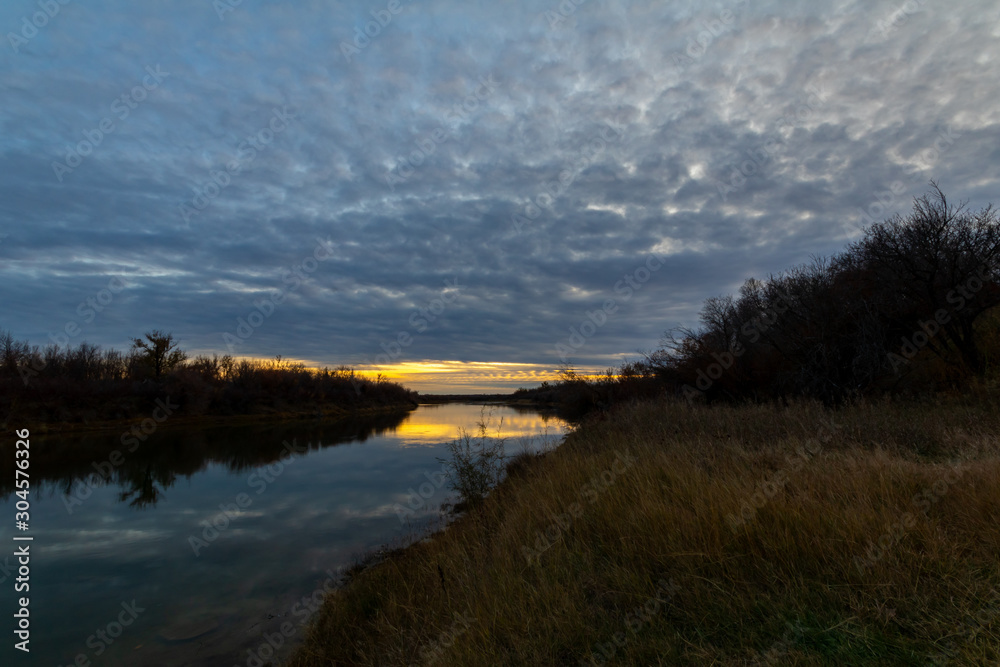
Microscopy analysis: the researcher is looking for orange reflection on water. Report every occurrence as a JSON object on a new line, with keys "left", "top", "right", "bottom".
{"left": 392, "top": 404, "right": 568, "bottom": 447}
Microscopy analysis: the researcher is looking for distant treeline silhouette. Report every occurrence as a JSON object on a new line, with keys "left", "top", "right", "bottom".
{"left": 0, "top": 329, "right": 417, "bottom": 425}
{"left": 520, "top": 185, "right": 1000, "bottom": 411}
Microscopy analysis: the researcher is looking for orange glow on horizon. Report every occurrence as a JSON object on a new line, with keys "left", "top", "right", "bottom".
{"left": 187, "top": 353, "right": 611, "bottom": 393}
{"left": 366, "top": 361, "right": 616, "bottom": 393}
{"left": 358, "top": 360, "right": 567, "bottom": 393}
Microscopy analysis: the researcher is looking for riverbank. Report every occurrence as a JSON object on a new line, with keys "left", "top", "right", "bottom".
{"left": 8, "top": 400, "right": 418, "bottom": 436}
{"left": 286, "top": 395, "right": 1000, "bottom": 666}
{"left": 0, "top": 350, "right": 420, "bottom": 435}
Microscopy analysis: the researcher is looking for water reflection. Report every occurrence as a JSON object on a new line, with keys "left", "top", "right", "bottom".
{"left": 0, "top": 411, "right": 412, "bottom": 508}
{"left": 0, "top": 404, "right": 567, "bottom": 667}
{"left": 396, "top": 403, "right": 564, "bottom": 445}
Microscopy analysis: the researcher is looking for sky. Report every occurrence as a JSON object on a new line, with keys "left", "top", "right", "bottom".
{"left": 1, "top": 0, "right": 999, "bottom": 393}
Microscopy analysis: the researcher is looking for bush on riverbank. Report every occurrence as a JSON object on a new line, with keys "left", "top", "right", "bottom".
{"left": 438, "top": 413, "right": 510, "bottom": 510}
{"left": 286, "top": 395, "right": 1000, "bottom": 666}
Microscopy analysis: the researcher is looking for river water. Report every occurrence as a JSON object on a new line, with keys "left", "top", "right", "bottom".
{"left": 0, "top": 403, "right": 568, "bottom": 666}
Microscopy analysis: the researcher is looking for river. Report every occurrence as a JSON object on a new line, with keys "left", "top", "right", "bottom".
{"left": 0, "top": 403, "right": 568, "bottom": 666}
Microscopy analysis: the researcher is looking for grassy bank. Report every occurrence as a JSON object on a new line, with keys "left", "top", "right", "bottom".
{"left": 287, "top": 395, "right": 1000, "bottom": 666}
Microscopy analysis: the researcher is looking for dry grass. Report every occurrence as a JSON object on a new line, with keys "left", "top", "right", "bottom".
{"left": 286, "top": 395, "right": 1000, "bottom": 666}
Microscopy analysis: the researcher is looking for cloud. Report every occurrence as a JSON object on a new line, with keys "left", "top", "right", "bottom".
{"left": 1, "top": 0, "right": 998, "bottom": 390}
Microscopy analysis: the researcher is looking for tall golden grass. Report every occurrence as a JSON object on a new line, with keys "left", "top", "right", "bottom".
{"left": 286, "top": 395, "right": 1000, "bottom": 666}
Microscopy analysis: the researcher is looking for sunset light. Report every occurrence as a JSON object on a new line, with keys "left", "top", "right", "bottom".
{"left": 4, "top": 1, "right": 999, "bottom": 664}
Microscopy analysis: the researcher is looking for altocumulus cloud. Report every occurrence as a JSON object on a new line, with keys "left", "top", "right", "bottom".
{"left": 1, "top": 0, "right": 999, "bottom": 390}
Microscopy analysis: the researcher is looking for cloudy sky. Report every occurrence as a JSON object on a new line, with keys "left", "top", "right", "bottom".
{"left": 1, "top": 0, "right": 998, "bottom": 392}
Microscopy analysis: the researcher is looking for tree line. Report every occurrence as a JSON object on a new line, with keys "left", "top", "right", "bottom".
{"left": 0, "top": 330, "right": 417, "bottom": 425}
{"left": 520, "top": 185, "right": 1000, "bottom": 411}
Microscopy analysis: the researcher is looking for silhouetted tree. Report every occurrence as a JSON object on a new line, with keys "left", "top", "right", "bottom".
{"left": 131, "top": 330, "right": 187, "bottom": 379}
{"left": 0, "top": 329, "right": 31, "bottom": 376}
{"left": 845, "top": 183, "right": 1000, "bottom": 373}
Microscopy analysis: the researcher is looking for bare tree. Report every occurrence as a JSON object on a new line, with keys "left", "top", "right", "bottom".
{"left": 0, "top": 329, "right": 31, "bottom": 376}
{"left": 847, "top": 183, "right": 1000, "bottom": 373}
{"left": 131, "top": 330, "right": 187, "bottom": 379}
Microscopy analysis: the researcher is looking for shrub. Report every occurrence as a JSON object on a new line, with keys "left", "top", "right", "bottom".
{"left": 438, "top": 409, "right": 508, "bottom": 508}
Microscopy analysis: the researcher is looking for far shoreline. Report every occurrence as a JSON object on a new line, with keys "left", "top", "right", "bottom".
{"left": 9, "top": 401, "right": 420, "bottom": 438}
{"left": 416, "top": 393, "right": 559, "bottom": 407}
{"left": 5, "top": 392, "right": 568, "bottom": 439}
